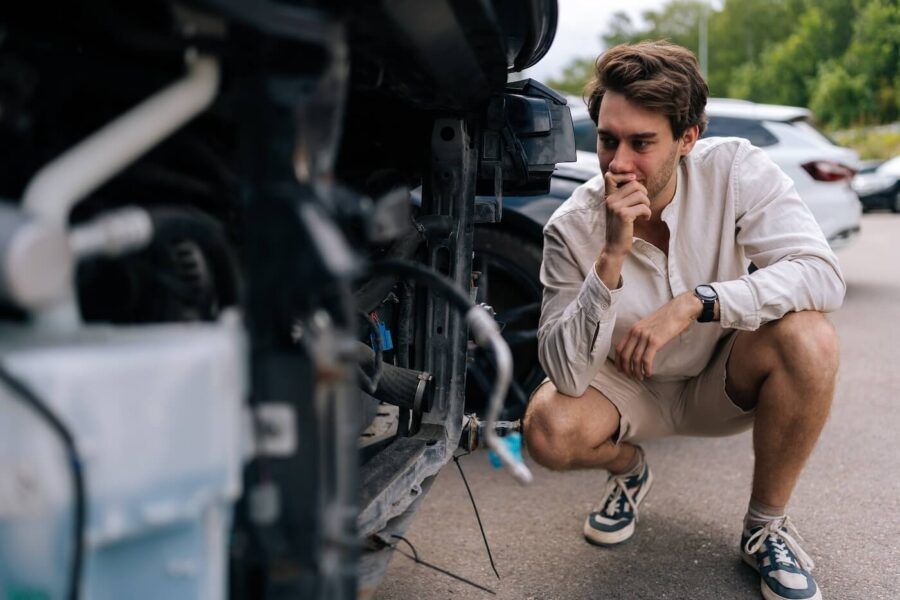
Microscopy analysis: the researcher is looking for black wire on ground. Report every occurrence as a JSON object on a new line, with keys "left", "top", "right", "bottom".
{"left": 453, "top": 451, "right": 501, "bottom": 580}
{"left": 0, "top": 365, "right": 85, "bottom": 600}
{"left": 390, "top": 534, "right": 496, "bottom": 595}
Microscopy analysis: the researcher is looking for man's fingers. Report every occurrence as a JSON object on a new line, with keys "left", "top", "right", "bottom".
{"left": 605, "top": 172, "right": 636, "bottom": 193}
{"left": 616, "top": 333, "right": 639, "bottom": 376}
{"left": 642, "top": 346, "right": 658, "bottom": 378}
{"left": 618, "top": 180, "right": 649, "bottom": 197}
{"left": 631, "top": 335, "right": 649, "bottom": 381}
{"left": 616, "top": 205, "right": 652, "bottom": 224}
{"left": 619, "top": 186, "right": 651, "bottom": 207}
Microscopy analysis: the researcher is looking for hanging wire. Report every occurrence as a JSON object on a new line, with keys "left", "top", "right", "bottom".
{"left": 453, "top": 451, "right": 500, "bottom": 580}
{"left": 390, "top": 534, "right": 496, "bottom": 596}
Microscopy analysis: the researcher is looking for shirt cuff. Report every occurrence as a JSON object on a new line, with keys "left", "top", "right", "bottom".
{"left": 711, "top": 278, "right": 760, "bottom": 330}
{"left": 576, "top": 262, "right": 623, "bottom": 322}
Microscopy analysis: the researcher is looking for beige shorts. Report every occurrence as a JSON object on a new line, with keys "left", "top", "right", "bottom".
{"left": 540, "top": 332, "right": 755, "bottom": 445}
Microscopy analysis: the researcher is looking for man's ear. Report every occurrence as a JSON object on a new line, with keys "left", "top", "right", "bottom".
{"left": 679, "top": 124, "right": 700, "bottom": 156}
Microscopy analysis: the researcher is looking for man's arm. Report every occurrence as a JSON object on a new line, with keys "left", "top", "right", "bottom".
{"left": 538, "top": 173, "right": 650, "bottom": 396}
{"left": 615, "top": 143, "right": 843, "bottom": 381}
{"left": 537, "top": 225, "right": 620, "bottom": 397}
{"left": 711, "top": 144, "right": 845, "bottom": 330}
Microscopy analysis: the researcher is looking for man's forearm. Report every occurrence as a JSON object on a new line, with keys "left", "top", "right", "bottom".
{"left": 595, "top": 251, "right": 625, "bottom": 291}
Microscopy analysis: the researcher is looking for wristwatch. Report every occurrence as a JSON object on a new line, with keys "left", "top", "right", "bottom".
{"left": 693, "top": 284, "right": 718, "bottom": 323}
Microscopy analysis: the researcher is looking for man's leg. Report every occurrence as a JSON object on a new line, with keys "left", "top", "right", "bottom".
{"left": 523, "top": 382, "right": 636, "bottom": 473}
{"left": 523, "top": 382, "right": 653, "bottom": 546}
{"left": 726, "top": 311, "right": 839, "bottom": 508}
{"left": 726, "top": 310, "right": 838, "bottom": 600}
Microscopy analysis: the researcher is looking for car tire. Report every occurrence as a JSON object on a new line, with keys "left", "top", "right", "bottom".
{"left": 892, "top": 190, "right": 900, "bottom": 213}
{"left": 467, "top": 226, "right": 545, "bottom": 420}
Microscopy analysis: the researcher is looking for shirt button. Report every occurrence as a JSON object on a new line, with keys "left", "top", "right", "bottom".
{"left": 600, "top": 302, "right": 609, "bottom": 309}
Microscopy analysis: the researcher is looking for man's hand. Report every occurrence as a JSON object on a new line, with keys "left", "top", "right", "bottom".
{"left": 603, "top": 172, "right": 651, "bottom": 258}
{"left": 615, "top": 292, "right": 703, "bottom": 380}
{"left": 593, "top": 172, "right": 652, "bottom": 290}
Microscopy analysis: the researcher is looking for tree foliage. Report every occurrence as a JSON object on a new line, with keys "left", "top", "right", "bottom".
{"left": 547, "top": 0, "right": 900, "bottom": 129}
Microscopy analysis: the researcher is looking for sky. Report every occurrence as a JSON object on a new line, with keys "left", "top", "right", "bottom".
{"left": 525, "top": 0, "right": 677, "bottom": 81}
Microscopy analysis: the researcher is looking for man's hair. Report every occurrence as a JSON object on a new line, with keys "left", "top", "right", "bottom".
{"left": 585, "top": 40, "right": 709, "bottom": 139}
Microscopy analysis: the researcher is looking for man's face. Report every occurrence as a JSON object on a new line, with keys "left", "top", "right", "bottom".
{"left": 596, "top": 91, "right": 696, "bottom": 202}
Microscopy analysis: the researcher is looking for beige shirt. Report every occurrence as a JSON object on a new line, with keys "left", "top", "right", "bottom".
{"left": 538, "top": 137, "right": 845, "bottom": 397}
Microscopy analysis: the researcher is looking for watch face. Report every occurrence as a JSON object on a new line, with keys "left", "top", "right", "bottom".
{"left": 696, "top": 285, "right": 717, "bottom": 300}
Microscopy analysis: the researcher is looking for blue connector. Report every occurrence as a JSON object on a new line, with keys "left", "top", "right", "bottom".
{"left": 488, "top": 432, "right": 523, "bottom": 469}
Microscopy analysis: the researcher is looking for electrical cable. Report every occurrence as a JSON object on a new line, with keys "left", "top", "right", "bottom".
{"left": 453, "top": 451, "right": 500, "bottom": 579}
{"left": 390, "top": 534, "right": 496, "bottom": 595}
{"left": 0, "top": 365, "right": 85, "bottom": 600}
{"left": 366, "top": 259, "right": 472, "bottom": 315}
{"left": 357, "top": 310, "right": 384, "bottom": 393}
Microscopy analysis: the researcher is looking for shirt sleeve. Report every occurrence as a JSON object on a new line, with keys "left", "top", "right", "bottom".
{"left": 711, "top": 143, "right": 846, "bottom": 330}
{"left": 537, "top": 221, "right": 623, "bottom": 396}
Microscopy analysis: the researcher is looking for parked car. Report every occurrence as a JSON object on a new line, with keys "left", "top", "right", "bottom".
{"left": 852, "top": 155, "right": 900, "bottom": 212}
{"left": 474, "top": 97, "right": 862, "bottom": 416}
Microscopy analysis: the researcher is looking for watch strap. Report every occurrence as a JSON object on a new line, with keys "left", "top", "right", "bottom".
{"left": 693, "top": 286, "right": 716, "bottom": 323}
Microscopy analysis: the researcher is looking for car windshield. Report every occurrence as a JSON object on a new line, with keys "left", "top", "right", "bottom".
{"left": 702, "top": 116, "right": 778, "bottom": 147}
{"left": 790, "top": 119, "right": 840, "bottom": 146}
{"left": 573, "top": 118, "right": 597, "bottom": 153}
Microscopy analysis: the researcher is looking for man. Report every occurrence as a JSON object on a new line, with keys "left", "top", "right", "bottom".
{"left": 523, "top": 41, "right": 842, "bottom": 600}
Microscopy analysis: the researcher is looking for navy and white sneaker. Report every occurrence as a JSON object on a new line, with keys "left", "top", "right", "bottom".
{"left": 742, "top": 517, "right": 821, "bottom": 600}
{"left": 583, "top": 459, "right": 653, "bottom": 546}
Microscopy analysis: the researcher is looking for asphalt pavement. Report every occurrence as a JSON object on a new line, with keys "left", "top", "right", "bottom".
{"left": 374, "top": 212, "right": 900, "bottom": 600}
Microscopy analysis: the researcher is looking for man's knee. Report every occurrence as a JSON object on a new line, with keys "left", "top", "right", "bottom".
{"left": 523, "top": 384, "right": 572, "bottom": 470}
{"left": 769, "top": 311, "right": 839, "bottom": 378}
{"left": 523, "top": 383, "right": 618, "bottom": 471}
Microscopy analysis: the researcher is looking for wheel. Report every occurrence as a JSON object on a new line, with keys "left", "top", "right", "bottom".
{"left": 467, "top": 226, "right": 544, "bottom": 420}
{"left": 892, "top": 189, "right": 900, "bottom": 213}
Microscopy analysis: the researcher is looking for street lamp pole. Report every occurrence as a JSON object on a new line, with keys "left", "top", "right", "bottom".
{"left": 699, "top": 1, "right": 708, "bottom": 77}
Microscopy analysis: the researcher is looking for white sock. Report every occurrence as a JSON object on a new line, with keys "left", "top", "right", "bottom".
{"left": 744, "top": 497, "right": 786, "bottom": 530}
{"left": 621, "top": 446, "right": 645, "bottom": 478}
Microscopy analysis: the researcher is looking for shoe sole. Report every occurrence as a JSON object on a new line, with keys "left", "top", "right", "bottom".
{"left": 583, "top": 467, "right": 654, "bottom": 547}
{"left": 741, "top": 552, "right": 823, "bottom": 600}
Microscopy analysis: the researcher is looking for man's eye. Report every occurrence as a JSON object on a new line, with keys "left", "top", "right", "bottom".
{"left": 600, "top": 138, "right": 617, "bottom": 150}
{"left": 633, "top": 140, "right": 650, "bottom": 150}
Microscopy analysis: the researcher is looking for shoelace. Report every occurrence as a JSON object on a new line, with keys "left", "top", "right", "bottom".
{"left": 744, "top": 516, "right": 815, "bottom": 572}
{"left": 596, "top": 474, "right": 639, "bottom": 520}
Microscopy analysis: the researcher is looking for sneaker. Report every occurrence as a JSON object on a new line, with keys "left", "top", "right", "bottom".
{"left": 583, "top": 459, "right": 653, "bottom": 546}
{"left": 741, "top": 516, "right": 821, "bottom": 600}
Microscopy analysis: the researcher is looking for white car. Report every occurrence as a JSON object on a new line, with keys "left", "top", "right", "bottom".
{"left": 569, "top": 97, "right": 862, "bottom": 249}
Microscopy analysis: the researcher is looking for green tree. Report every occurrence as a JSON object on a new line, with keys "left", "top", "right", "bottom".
{"left": 809, "top": 62, "right": 875, "bottom": 128}
{"left": 546, "top": 57, "right": 595, "bottom": 96}
{"left": 839, "top": 0, "right": 900, "bottom": 122}
{"left": 725, "top": 7, "right": 847, "bottom": 107}
{"left": 705, "top": 0, "right": 801, "bottom": 96}
{"left": 545, "top": 0, "right": 898, "bottom": 127}
{"left": 603, "top": 11, "right": 637, "bottom": 47}
{"left": 601, "top": 0, "right": 709, "bottom": 55}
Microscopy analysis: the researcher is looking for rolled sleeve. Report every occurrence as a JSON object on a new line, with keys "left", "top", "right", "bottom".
{"left": 710, "top": 278, "right": 759, "bottom": 330}
{"left": 537, "top": 223, "right": 621, "bottom": 397}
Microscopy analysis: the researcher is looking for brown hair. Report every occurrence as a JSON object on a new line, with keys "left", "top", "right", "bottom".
{"left": 585, "top": 40, "right": 708, "bottom": 138}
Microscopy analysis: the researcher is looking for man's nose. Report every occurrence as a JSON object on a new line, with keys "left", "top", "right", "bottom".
{"left": 608, "top": 145, "right": 634, "bottom": 174}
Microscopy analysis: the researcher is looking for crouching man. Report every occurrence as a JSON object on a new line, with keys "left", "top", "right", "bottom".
{"left": 524, "top": 41, "right": 843, "bottom": 600}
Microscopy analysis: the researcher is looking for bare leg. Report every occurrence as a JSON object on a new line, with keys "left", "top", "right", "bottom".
{"left": 523, "top": 382, "right": 637, "bottom": 474}
{"left": 725, "top": 311, "right": 839, "bottom": 508}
